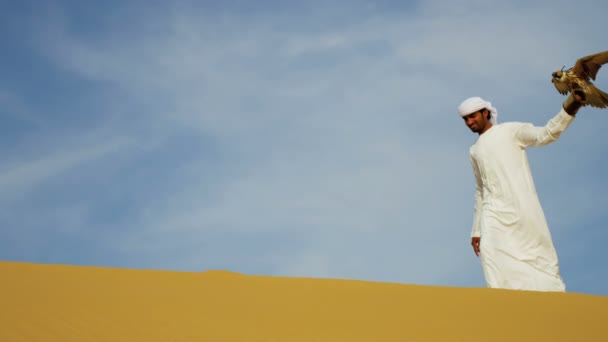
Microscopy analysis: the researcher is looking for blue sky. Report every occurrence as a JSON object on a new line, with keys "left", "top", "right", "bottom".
{"left": 1, "top": 0, "right": 607, "bottom": 295}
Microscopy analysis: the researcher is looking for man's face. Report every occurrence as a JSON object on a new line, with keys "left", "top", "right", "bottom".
{"left": 462, "top": 109, "right": 491, "bottom": 134}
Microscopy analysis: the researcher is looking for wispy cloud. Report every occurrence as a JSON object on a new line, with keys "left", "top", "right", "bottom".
{"left": 0, "top": 138, "right": 133, "bottom": 196}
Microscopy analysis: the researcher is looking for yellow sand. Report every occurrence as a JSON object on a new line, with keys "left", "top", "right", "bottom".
{"left": 1, "top": 261, "right": 606, "bottom": 341}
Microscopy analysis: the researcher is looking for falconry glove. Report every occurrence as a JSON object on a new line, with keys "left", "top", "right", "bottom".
{"left": 562, "top": 90, "right": 586, "bottom": 116}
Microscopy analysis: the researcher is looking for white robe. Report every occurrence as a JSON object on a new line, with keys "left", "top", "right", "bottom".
{"left": 469, "top": 108, "right": 574, "bottom": 291}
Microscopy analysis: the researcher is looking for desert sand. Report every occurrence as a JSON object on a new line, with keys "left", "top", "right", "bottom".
{"left": 1, "top": 261, "right": 606, "bottom": 341}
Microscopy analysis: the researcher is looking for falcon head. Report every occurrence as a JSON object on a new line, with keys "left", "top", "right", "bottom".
{"left": 552, "top": 66, "right": 565, "bottom": 82}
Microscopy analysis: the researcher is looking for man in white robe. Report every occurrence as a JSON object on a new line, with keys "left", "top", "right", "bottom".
{"left": 459, "top": 92, "right": 585, "bottom": 291}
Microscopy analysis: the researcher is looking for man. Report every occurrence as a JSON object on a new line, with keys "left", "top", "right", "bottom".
{"left": 459, "top": 91, "right": 584, "bottom": 291}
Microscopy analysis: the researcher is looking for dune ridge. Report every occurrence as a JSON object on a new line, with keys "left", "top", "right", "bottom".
{"left": 1, "top": 261, "right": 606, "bottom": 341}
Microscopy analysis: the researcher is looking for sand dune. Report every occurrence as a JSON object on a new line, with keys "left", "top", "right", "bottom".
{"left": 1, "top": 261, "right": 606, "bottom": 341}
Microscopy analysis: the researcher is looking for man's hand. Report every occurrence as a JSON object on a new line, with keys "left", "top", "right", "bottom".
{"left": 471, "top": 237, "right": 481, "bottom": 257}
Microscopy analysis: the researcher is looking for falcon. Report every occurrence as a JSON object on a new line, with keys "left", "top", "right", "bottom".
{"left": 551, "top": 51, "right": 608, "bottom": 108}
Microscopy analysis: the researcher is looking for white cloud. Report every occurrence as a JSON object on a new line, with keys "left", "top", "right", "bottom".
{"left": 0, "top": 138, "right": 134, "bottom": 198}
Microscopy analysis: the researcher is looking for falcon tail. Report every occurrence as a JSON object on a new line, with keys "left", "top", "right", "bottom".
{"left": 586, "top": 84, "right": 608, "bottom": 109}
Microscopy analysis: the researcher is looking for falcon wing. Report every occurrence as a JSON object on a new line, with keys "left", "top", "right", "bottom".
{"left": 552, "top": 79, "right": 570, "bottom": 95}
{"left": 572, "top": 51, "right": 608, "bottom": 81}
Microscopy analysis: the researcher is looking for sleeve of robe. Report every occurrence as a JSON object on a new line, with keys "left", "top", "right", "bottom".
{"left": 470, "top": 153, "right": 483, "bottom": 238}
{"left": 514, "top": 108, "right": 575, "bottom": 148}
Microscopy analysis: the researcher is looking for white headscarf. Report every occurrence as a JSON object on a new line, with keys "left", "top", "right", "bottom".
{"left": 458, "top": 96, "right": 498, "bottom": 125}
